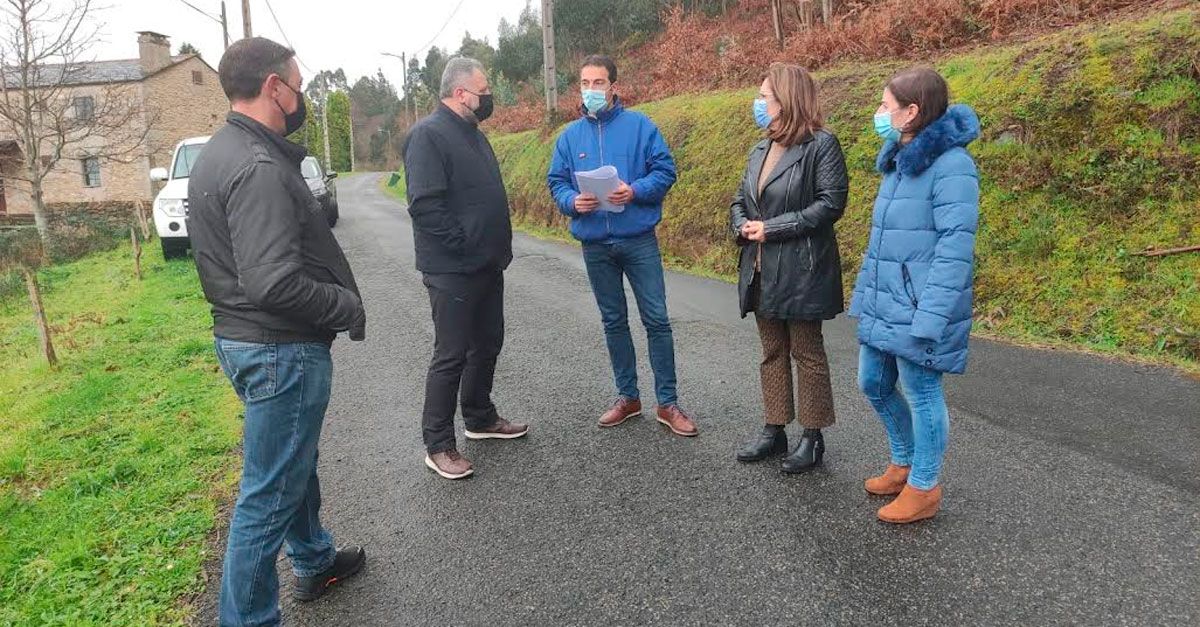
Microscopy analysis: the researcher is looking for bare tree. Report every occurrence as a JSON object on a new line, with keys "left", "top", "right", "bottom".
{"left": 793, "top": 0, "right": 815, "bottom": 31}
{"left": 0, "top": 0, "right": 155, "bottom": 242}
{"left": 771, "top": 0, "right": 785, "bottom": 48}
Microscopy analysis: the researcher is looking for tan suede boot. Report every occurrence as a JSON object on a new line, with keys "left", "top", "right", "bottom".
{"left": 864, "top": 463, "right": 910, "bottom": 496}
{"left": 877, "top": 484, "right": 943, "bottom": 524}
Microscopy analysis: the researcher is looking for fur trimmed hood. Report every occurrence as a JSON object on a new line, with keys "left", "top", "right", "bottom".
{"left": 876, "top": 104, "right": 980, "bottom": 177}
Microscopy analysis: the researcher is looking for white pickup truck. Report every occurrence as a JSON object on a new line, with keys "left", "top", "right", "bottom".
{"left": 149, "top": 135, "right": 341, "bottom": 259}
{"left": 149, "top": 135, "right": 208, "bottom": 259}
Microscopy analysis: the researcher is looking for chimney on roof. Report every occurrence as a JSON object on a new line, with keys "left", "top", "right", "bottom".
{"left": 137, "top": 31, "right": 171, "bottom": 74}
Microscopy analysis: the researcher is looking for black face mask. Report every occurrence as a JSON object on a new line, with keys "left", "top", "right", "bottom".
{"left": 275, "top": 79, "right": 307, "bottom": 136}
{"left": 465, "top": 91, "right": 494, "bottom": 124}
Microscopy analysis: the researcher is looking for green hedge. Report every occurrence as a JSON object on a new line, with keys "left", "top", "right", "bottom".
{"left": 489, "top": 8, "right": 1200, "bottom": 368}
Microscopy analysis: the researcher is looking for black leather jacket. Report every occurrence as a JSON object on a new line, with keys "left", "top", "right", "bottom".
{"left": 730, "top": 130, "right": 849, "bottom": 320}
{"left": 188, "top": 113, "right": 365, "bottom": 344}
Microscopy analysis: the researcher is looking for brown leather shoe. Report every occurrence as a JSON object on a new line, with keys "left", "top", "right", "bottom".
{"left": 656, "top": 405, "right": 698, "bottom": 437}
{"left": 878, "top": 484, "right": 943, "bottom": 524}
{"left": 599, "top": 397, "right": 642, "bottom": 428}
{"left": 424, "top": 449, "right": 474, "bottom": 480}
{"left": 464, "top": 417, "right": 529, "bottom": 440}
{"left": 864, "top": 463, "right": 911, "bottom": 496}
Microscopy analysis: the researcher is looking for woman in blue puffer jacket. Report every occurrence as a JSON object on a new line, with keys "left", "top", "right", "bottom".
{"left": 848, "top": 68, "right": 980, "bottom": 524}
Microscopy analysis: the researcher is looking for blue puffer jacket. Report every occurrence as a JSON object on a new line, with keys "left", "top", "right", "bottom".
{"left": 848, "top": 104, "right": 981, "bottom": 374}
{"left": 546, "top": 98, "right": 677, "bottom": 243}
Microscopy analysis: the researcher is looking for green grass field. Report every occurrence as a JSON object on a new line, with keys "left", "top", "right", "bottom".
{"left": 0, "top": 246, "right": 241, "bottom": 624}
{"left": 485, "top": 7, "right": 1200, "bottom": 372}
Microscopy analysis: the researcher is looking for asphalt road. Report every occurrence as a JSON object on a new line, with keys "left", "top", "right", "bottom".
{"left": 196, "top": 173, "right": 1199, "bottom": 626}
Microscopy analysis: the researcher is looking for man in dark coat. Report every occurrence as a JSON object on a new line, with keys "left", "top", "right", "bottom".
{"left": 403, "top": 57, "right": 528, "bottom": 481}
{"left": 188, "top": 37, "right": 367, "bottom": 626}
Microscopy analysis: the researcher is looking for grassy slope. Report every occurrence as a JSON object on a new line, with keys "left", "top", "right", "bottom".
{"left": 0, "top": 246, "right": 240, "bottom": 624}
{"left": 487, "top": 8, "right": 1200, "bottom": 370}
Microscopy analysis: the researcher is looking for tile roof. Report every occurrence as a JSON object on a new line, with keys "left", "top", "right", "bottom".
{"left": 3, "top": 55, "right": 194, "bottom": 89}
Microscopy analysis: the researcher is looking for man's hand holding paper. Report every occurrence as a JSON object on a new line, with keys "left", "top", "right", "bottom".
{"left": 607, "top": 182, "right": 634, "bottom": 206}
{"left": 574, "top": 165, "right": 627, "bottom": 213}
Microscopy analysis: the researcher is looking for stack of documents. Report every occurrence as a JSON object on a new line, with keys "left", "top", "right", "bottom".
{"left": 575, "top": 165, "right": 625, "bottom": 213}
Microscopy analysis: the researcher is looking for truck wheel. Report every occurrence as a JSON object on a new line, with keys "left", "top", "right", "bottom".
{"left": 326, "top": 200, "right": 339, "bottom": 228}
{"left": 161, "top": 238, "right": 188, "bottom": 260}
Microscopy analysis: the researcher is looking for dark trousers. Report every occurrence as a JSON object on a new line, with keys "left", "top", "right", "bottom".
{"left": 421, "top": 269, "right": 505, "bottom": 454}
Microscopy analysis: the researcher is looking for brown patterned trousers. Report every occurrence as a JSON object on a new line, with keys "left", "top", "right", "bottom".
{"left": 754, "top": 314, "right": 836, "bottom": 429}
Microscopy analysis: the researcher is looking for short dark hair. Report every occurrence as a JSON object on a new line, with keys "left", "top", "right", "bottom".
{"left": 886, "top": 67, "right": 949, "bottom": 136}
{"left": 218, "top": 37, "right": 295, "bottom": 102}
{"left": 581, "top": 54, "right": 617, "bottom": 82}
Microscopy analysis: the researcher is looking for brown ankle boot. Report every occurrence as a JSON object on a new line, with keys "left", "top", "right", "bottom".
{"left": 877, "top": 484, "right": 942, "bottom": 524}
{"left": 864, "top": 464, "right": 910, "bottom": 496}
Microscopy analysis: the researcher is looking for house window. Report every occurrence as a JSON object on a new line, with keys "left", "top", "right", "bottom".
{"left": 73, "top": 96, "right": 94, "bottom": 122}
{"left": 192, "top": 71, "right": 203, "bottom": 85}
{"left": 81, "top": 157, "right": 100, "bottom": 187}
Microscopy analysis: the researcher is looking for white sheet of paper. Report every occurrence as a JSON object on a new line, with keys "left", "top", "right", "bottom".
{"left": 574, "top": 165, "right": 624, "bottom": 213}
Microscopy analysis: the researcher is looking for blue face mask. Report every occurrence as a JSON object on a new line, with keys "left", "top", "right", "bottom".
{"left": 873, "top": 110, "right": 902, "bottom": 142}
{"left": 582, "top": 89, "right": 608, "bottom": 115}
{"left": 753, "top": 98, "right": 772, "bottom": 129}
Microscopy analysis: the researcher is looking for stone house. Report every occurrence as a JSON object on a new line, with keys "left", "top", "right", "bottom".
{"left": 0, "top": 32, "right": 228, "bottom": 216}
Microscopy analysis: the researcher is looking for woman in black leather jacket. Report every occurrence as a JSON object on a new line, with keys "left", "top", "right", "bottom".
{"left": 729, "top": 63, "right": 850, "bottom": 473}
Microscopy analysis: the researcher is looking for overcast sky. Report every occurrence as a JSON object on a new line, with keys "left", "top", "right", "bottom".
{"left": 90, "top": 0, "right": 531, "bottom": 90}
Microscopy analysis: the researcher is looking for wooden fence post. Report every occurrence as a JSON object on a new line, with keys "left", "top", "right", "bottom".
{"left": 135, "top": 200, "right": 152, "bottom": 241}
{"left": 130, "top": 227, "right": 142, "bottom": 281}
{"left": 23, "top": 266, "right": 57, "bottom": 367}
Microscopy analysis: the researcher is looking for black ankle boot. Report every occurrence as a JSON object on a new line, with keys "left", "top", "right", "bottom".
{"left": 736, "top": 426, "right": 788, "bottom": 462}
{"left": 781, "top": 429, "right": 824, "bottom": 474}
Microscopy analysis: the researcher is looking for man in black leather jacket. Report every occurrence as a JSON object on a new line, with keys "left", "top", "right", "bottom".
{"left": 187, "top": 37, "right": 366, "bottom": 626}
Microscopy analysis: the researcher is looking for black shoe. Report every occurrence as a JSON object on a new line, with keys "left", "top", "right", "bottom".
{"left": 293, "top": 545, "right": 366, "bottom": 602}
{"left": 781, "top": 431, "right": 824, "bottom": 474}
{"left": 736, "top": 427, "right": 788, "bottom": 462}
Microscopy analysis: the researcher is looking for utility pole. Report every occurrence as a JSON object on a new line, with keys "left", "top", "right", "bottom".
{"left": 321, "top": 79, "right": 332, "bottom": 172}
{"left": 541, "top": 0, "right": 557, "bottom": 115}
{"left": 405, "top": 52, "right": 415, "bottom": 123}
{"left": 348, "top": 109, "right": 356, "bottom": 173}
{"left": 241, "top": 0, "right": 252, "bottom": 38}
{"left": 383, "top": 51, "right": 415, "bottom": 124}
{"left": 220, "top": 1, "right": 230, "bottom": 49}
{"left": 400, "top": 51, "right": 409, "bottom": 124}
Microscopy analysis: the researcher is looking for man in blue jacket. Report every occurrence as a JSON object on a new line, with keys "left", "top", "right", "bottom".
{"left": 547, "top": 55, "right": 698, "bottom": 437}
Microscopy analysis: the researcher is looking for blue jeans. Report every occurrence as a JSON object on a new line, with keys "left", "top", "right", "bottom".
{"left": 214, "top": 339, "right": 337, "bottom": 627}
{"left": 857, "top": 344, "right": 950, "bottom": 490}
{"left": 582, "top": 233, "right": 678, "bottom": 407}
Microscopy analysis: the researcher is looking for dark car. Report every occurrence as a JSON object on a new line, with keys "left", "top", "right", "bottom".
{"left": 301, "top": 156, "right": 339, "bottom": 227}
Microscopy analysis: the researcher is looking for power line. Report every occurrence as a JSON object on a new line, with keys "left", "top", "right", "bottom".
{"left": 174, "top": 0, "right": 222, "bottom": 25}
{"left": 413, "top": 0, "right": 468, "bottom": 58}
{"left": 260, "top": 0, "right": 313, "bottom": 73}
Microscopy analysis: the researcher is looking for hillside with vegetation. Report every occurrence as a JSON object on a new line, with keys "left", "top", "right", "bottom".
{"left": 486, "top": 0, "right": 1152, "bottom": 131}
{"left": 481, "top": 6, "right": 1200, "bottom": 369}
